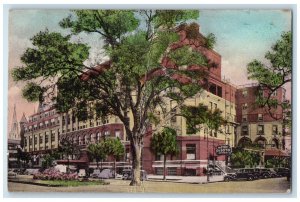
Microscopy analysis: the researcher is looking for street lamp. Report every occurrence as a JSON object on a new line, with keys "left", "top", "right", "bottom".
{"left": 206, "top": 130, "right": 210, "bottom": 182}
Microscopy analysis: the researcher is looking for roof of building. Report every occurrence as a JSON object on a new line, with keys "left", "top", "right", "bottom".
{"left": 20, "top": 113, "right": 28, "bottom": 123}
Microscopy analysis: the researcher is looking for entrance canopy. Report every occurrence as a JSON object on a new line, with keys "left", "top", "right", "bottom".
{"left": 264, "top": 149, "right": 289, "bottom": 157}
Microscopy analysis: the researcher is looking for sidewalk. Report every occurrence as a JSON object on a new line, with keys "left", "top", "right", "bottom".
{"left": 147, "top": 174, "right": 224, "bottom": 184}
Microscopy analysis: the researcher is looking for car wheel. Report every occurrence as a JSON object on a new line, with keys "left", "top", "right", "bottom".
{"left": 248, "top": 176, "right": 253, "bottom": 181}
{"left": 224, "top": 177, "right": 230, "bottom": 182}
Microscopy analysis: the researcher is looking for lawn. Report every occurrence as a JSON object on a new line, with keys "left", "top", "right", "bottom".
{"left": 37, "top": 180, "right": 109, "bottom": 187}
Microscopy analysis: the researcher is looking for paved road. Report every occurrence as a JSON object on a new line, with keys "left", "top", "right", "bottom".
{"left": 7, "top": 177, "right": 290, "bottom": 194}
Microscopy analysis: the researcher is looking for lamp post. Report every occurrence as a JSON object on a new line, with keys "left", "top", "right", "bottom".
{"left": 206, "top": 130, "right": 210, "bottom": 182}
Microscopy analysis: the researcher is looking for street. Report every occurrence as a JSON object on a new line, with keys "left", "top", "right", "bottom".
{"left": 8, "top": 177, "right": 290, "bottom": 193}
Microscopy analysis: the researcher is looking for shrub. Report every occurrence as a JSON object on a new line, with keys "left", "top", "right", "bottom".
{"left": 33, "top": 167, "right": 78, "bottom": 181}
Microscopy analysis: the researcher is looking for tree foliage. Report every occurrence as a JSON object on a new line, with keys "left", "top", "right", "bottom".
{"left": 12, "top": 10, "right": 217, "bottom": 186}
{"left": 181, "top": 103, "right": 225, "bottom": 134}
{"left": 230, "top": 149, "right": 260, "bottom": 168}
{"left": 87, "top": 142, "right": 107, "bottom": 169}
{"left": 150, "top": 127, "right": 179, "bottom": 180}
{"left": 247, "top": 31, "right": 292, "bottom": 120}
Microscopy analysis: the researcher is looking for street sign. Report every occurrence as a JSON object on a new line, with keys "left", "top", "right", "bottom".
{"left": 216, "top": 145, "right": 232, "bottom": 156}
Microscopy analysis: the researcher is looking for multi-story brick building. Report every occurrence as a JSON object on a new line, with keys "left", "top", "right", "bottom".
{"left": 17, "top": 23, "right": 289, "bottom": 175}
{"left": 235, "top": 84, "right": 286, "bottom": 150}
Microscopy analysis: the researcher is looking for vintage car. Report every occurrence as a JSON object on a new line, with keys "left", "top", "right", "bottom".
{"left": 122, "top": 169, "right": 148, "bottom": 181}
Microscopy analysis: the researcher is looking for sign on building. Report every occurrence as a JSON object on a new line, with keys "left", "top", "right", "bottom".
{"left": 216, "top": 145, "right": 232, "bottom": 156}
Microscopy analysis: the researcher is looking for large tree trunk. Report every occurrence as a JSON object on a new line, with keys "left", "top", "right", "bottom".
{"left": 163, "top": 154, "right": 167, "bottom": 180}
{"left": 130, "top": 141, "right": 142, "bottom": 186}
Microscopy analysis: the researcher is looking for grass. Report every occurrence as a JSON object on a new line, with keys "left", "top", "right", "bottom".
{"left": 38, "top": 180, "right": 109, "bottom": 187}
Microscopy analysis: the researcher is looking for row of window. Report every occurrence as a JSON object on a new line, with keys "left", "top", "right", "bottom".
{"left": 242, "top": 113, "right": 264, "bottom": 122}
{"left": 156, "top": 144, "right": 197, "bottom": 161}
{"left": 242, "top": 89, "right": 277, "bottom": 98}
{"left": 25, "top": 120, "right": 59, "bottom": 132}
{"left": 25, "top": 131, "right": 58, "bottom": 147}
{"left": 241, "top": 125, "right": 278, "bottom": 136}
{"left": 28, "top": 110, "right": 56, "bottom": 123}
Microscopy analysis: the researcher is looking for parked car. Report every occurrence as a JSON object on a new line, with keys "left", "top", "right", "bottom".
{"left": 274, "top": 168, "right": 290, "bottom": 177}
{"left": 234, "top": 168, "right": 256, "bottom": 181}
{"left": 257, "top": 168, "right": 275, "bottom": 179}
{"left": 122, "top": 169, "right": 148, "bottom": 181}
{"left": 78, "top": 169, "right": 86, "bottom": 178}
{"left": 223, "top": 172, "right": 237, "bottom": 182}
{"left": 268, "top": 168, "right": 279, "bottom": 178}
{"left": 24, "top": 169, "right": 40, "bottom": 175}
{"left": 98, "top": 169, "right": 114, "bottom": 179}
{"left": 8, "top": 170, "right": 17, "bottom": 178}
{"left": 91, "top": 169, "right": 101, "bottom": 178}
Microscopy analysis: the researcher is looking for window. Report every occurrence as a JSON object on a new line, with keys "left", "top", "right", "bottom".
{"left": 242, "top": 103, "right": 248, "bottom": 110}
{"left": 209, "top": 102, "right": 213, "bottom": 110}
{"left": 209, "top": 83, "right": 217, "bottom": 95}
{"left": 90, "top": 120, "right": 94, "bottom": 127}
{"left": 214, "top": 131, "right": 217, "bottom": 137}
{"left": 271, "top": 90, "right": 277, "bottom": 97}
{"left": 51, "top": 133, "right": 55, "bottom": 142}
{"left": 155, "top": 168, "right": 163, "bottom": 175}
{"left": 242, "top": 115, "right": 247, "bottom": 122}
{"left": 104, "top": 131, "right": 110, "bottom": 136}
{"left": 171, "top": 108, "right": 176, "bottom": 123}
{"left": 168, "top": 168, "right": 177, "bottom": 176}
{"left": 186, "top": 144, "right": 196, "bottom": 160}
{"left": 258, "top": 125, "right": 264, "bottom": 135}
{"left": 39, "top": 135, "right": 43, "bottom": 144}
{"left": 97, "top": 132, "right": 101, "bottom": 140}
{"left": 217, "top": 86, "right": 222, "bottom": 97}
{"left": 155, "top": 154, "right": 164, "bottom": 161}
{"left": 242, "top": 89, "right": 248, "bottom": 97}
{"left": 214, "top": 103, "right": 217, "bottom": 110}
{"left": 242, "top": 126, "right": 248, "bottom": 136}
{"left": 272, "top": 125, "right": 278, "bottom": 135}
{"left": 34, "top": 136, "right": 37, "bottom": 145}
{"left": 258, "top": 114, "right": 263, "bottom": 121}
{"left": 115, "top": 130, "right": 121, "bottom": 138}
{"left": 45, "top": 135, "right": 49, "bottom": 143}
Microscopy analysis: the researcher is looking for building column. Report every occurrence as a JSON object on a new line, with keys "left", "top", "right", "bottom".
{"left": 37, "top": 134, "right": 40, "bottom": 151}
{"left": 43, "top": 132, "right": 46, "bottom": 150}
{"left": 55, "top": 129, "right": 59, "bottom": 148}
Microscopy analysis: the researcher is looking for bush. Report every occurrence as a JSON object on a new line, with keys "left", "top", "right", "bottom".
{"left": 33, "top": 167, "right": 78, "bottom": 181}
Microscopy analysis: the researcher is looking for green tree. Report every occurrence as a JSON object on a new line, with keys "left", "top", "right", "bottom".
{"left": 182, "top": 103, "right": 225, "bottom": 135}
{"left": 41, "top": 154, "right": 55, "bottom": 169}
{"left": 150, "top": 127, "right": 179, "bottom": 180}
{"left": 230, "top": 149, "right": 260, "bottom": 168}
{"left": 59, "top": 138, "right": 81, "bottom": 173}
{"left": 103, "top": 137, "right": 125, "bottom": 177}
{"left": 87, "top": 142, "right": 107, "bottom": 170}
{"left": 12, "top": 10, "right": 217, "bottom": 185}
{"left": 247, "top": 31, "right": 291, "bottom": 117}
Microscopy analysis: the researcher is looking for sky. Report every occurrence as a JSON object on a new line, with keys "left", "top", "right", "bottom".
{"left": 7, "top": 9, "right": 292, "bottom": 130}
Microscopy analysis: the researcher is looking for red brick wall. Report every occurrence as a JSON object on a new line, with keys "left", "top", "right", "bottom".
{"left": 236, "top": 86, "right": 284, "bottom": 122}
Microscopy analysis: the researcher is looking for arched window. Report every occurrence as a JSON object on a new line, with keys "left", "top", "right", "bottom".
{"left": 97, "top": 132, "right": 101, "bottom": 141}
{"left": 238, "top": 137, "right": 252, "bottom": 148}
{"left": 255, "top": 137, "right": 267, "bottom": 148}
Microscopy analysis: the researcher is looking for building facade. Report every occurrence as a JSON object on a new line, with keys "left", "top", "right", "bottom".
{"left": 16, "top": 23, "right": 289, "bottom": 175}
{"left": 235, "top": 84, "right": 286, "bottom": 150}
